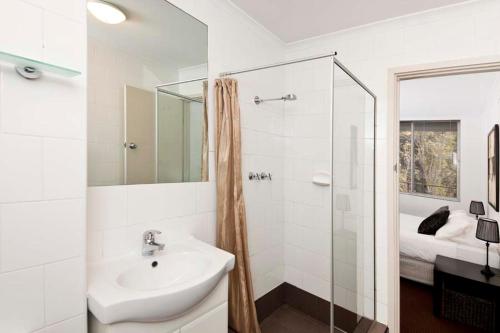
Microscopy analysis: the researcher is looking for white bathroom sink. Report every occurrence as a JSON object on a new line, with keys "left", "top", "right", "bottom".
{"left": 116, "top": 252, "right": 212, "bottom": 291}
{"left": 87, "top": 237, "right": 235, "bottom": 324}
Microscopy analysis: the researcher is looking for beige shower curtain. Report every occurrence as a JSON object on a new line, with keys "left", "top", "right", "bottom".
{"left": 214, "top": 78, "right": 261, "bottom": 333}
{"left": 201, "top": 81, "right": 209, "bottom": 181}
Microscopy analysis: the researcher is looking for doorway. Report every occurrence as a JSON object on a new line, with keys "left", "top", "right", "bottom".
{"left": 387, "top": 57, "right": 500, "bottom": 333}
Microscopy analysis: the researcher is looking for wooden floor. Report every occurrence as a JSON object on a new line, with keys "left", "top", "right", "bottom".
{"left": 400, "top": 278, "right": 484, "bottom": 333}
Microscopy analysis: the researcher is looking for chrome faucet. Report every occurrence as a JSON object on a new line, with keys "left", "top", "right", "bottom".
{"left": 142, "top": 230, "right": 165, "bottom": 256}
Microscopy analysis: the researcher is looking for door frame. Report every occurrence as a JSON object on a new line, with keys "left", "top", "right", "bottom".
{"left": 387, "top": 55, "right": 500, "bottom": 333}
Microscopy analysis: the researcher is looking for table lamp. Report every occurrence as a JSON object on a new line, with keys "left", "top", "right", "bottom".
{"left": 470, "top": 201, "right": 485, "bottom": 220}
{"left": 476, "top": 218, "right": 500, "bottom": 278}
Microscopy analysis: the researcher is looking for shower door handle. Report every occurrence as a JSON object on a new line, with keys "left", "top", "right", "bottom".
{"left": 128, "top": 142, "right": 138, "bottom": 150}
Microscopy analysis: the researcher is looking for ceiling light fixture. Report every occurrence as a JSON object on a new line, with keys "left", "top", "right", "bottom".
{"left": 87, "top": 0, "right": 126, "bottom": 25}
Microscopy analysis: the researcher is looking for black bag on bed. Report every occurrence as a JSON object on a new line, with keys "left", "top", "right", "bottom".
{"left": 418, "top": 206, "right": 450, "bottom": 235}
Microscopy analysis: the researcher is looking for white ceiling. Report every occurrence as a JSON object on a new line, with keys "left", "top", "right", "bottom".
{"left": 88, "top": 0, "right": 208, "bottom": 69}
{"left": 231, "top": 0, "right": 469, "bottom": 42}
{"left": 400, "top": 71, "right": 500, "bottom": 118}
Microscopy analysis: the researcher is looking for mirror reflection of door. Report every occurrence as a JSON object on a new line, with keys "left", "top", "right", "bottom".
{"left": 124, "top": 85, "right": 155, "bottom": 185}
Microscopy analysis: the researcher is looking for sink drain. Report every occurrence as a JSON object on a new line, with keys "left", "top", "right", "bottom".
{"left": 151, "top": 261, "right": 158, "bottom": 268}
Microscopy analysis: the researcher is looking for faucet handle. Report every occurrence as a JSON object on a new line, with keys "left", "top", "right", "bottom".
{"left": 143, "top": 229, "right": 161, "bottom": 240}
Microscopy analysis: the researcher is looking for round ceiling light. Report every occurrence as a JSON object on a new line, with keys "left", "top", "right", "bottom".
{"left": 87, "top": 0, "right": 126, "bottom": 25}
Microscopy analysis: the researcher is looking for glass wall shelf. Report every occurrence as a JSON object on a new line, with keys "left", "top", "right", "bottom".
{"left": 0, "top": 50, "right": 81, "bottom": 77}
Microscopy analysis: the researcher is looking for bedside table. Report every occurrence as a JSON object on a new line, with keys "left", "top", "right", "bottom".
{"left": 433, "top": 255, "right": 500, "bottom": 332}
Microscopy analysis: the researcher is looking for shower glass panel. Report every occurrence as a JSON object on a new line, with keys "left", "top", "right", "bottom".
{"left": 223, "top": 55, "right": 375, "bottom": 333}
{"left": 332, "top": 63, "right": 376, "bottom": 332}
{"left": 155, "top": 80, "right": 207, "bottom": 183}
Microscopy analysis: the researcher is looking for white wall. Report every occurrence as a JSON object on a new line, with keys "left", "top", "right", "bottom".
{"left": 398, "top": 73, "right": 500, "bottom": 217}
{"left": 285, "top": 0, "right": 500, "bottom": 323}
{"left": 483, "top": 76, "right": 500, "bottom": 221}
{"left": 87, "top": 39, "right": 178, "bottom": 186}
{"left": 0, "top": 0, "right": 87, "bottom": 332}
{"left": 87, "top": 0, "right": 285, "bottom": 280}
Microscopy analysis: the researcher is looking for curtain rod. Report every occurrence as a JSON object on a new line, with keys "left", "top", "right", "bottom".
{"left": 219, "top": 52, "right": 337, "bottom": 77}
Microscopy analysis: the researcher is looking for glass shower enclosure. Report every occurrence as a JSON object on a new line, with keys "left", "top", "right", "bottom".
{"left": 220, "top": 53, "right": 376, "bottom": 333}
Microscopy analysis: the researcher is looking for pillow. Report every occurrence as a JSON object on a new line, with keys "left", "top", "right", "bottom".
{"left": 435, "top": 211, "right": 473, "bottom": 240}
{"left": 418, "top": 206, "right": 450, "bottom": 235}
{"left": 449, "top": 209, "right": 467, "bottom": 217}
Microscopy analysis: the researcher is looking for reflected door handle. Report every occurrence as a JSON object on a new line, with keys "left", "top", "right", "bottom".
{"left": 128, "top": 142, "right": 138, "bottom": 149}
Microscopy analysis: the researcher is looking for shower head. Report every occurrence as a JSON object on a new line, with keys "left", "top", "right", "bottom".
{"left": 254, "top": 93, "right": 297, "bottom": 105}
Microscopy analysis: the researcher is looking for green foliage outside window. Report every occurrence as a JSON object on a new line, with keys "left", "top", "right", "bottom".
{"left": 400, "top": 121, "right": 458, "bottom": 199}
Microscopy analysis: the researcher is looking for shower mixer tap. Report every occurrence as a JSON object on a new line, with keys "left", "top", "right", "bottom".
{"left": 260, "top": 172, "right": 271, "bottom": 180}
{"left": 248, "top": 172, "right": 259, "bottom": 180}
{"left": 248, "top": 172, "right": 272, "bottom": 181}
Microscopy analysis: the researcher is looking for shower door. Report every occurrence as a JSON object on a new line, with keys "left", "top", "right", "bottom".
{"left": 224, "top": 54, "right": 376, "bottom": 333}
{"left": 332, "top": 61, "right": 376, "bottom": 332}
{"left": 124, "top": 85, "right": 156, "bottom": 185}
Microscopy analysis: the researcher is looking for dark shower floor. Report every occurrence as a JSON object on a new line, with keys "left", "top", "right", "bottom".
{"left": 228, "top": 304, "right": 337, "bottom": 333}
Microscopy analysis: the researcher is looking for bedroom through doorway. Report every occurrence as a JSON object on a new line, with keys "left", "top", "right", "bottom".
{"left": 397, "top": 69, "right": 500, "bottom": 333}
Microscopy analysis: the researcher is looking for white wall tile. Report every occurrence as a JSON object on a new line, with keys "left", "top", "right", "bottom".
{"left": 196, "top": 182, "right": 216, "bottom": 213}
{"left": 43, "top": 11, "right": 85, "bottom": 71}
{"left": 26, "top": 0, "right": 85, "bottom": 22}
{"left": 0, "top": 0, "right": 87, "bottom": 332}
{"left": 44, "top": 257, "right": 86, "bottom": 324}
{"left": 33, "top": 315, "right": 86, "bottom": 333}
{"left": 87, "top": 186, "right": 127, "bottom": 231}
{"left": 126, "top": 184, "right": 168, "bottom": 225}
{"left": 0, "top": 0, "right": 43, "bottom": 60}
{"left": 164, "top": 183, "right": 197, "bottom": 218}
{"left": 0, "top": 199, "right": 84, "bottom": 271}
{"left": 0, "top": 134, "right": 43, "bottom": 203}
{"left": 43, "top": 138, "right": 85, "bottom": 199}
{"left": 0, "top": 267, "right": 44, "bottom": 332}
{"left": 0, "top": 68, "right": 85, "bottom": 138}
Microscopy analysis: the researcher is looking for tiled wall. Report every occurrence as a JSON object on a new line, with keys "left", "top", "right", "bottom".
{"left": 238, "top": 67, "right": 286, "bottom": 299}
{"left": 0, "top": 0, "right": 87, "bottom": 332}
{"left": 86, "top": 0, "right": 285, "bottom": 269}
{"left": 87, "top": 183, "right": 216, "bottom": 261}
{"left": 282, "top": 59, "right": 332, "bottom": 301}
{"left": 286, "top": 0, "right": 500, "bottom": 323}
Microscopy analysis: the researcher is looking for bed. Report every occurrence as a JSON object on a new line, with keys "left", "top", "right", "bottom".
{"left": 400, "top": 212, "right": 500, "bottom": 285}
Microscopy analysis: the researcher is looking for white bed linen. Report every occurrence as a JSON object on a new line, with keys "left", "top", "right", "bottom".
{"left": 399, "top": 213, "right": 500, "bottom": 267}
{"left": 400, "top": 213, "right": 456, "bottom": 262}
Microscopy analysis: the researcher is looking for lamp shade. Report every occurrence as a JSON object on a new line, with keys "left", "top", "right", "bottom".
{"left": 476, "top": 218, "right": 500, "bottom": 243}
{"left": 470, "top": 201, "right": 485, "bottom": 216}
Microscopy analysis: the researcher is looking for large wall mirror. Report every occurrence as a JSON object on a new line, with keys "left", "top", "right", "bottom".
{"left": 87, "top": 0, "right": 208, "bottom": 186}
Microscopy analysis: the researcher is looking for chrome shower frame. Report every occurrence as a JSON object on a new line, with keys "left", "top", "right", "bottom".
{"left": 220, "top": 53, "right": 377, "bottom": 332}
{"left": 153, "top": 76, "right": 208, "bottom": 182}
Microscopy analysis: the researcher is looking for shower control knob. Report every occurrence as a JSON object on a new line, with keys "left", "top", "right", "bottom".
{"left": 260, "top": 172, "right": 271, "bottom": 180}
{"left": 249, "top": 172, "right": 259, "bottom": 180}
{"left": 128, "top": 142, "right": 138, "bottom": 149}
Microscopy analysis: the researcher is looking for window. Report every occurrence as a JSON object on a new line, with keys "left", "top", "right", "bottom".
{"left": 400, "top": 120, "right": 459, "bottom": 199}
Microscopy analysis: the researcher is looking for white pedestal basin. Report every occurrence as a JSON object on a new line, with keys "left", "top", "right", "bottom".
{"left": 87, "top": 237, "right": 235, "bottom": 325}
